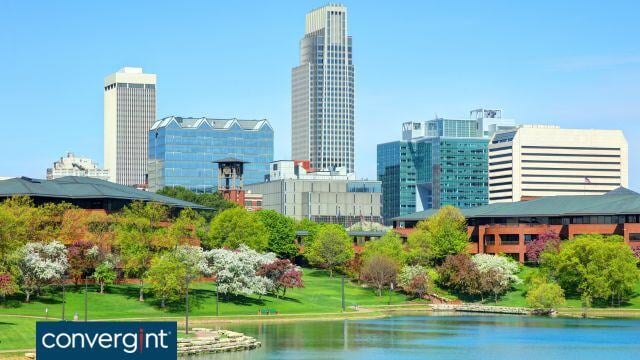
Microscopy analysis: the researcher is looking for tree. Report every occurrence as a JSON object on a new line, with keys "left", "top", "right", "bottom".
{"left": 257, "top": 210, "right": 298, "bottom": 259}
{"left": 407, "top": 206, "right": 468, "bottom": 264}
{"left": 360, "top": 254, "right": 398, "bottom": 296}
{"left": 67, "top": 240, "right": 101, "bottom": 286}
{"left": 115, "top": 201, "right": 170, "bottom": 301}
{"left": 92, "top": 260, "right": 117, "bottom": 294}
{"left": 541, "top": 234, "right": 639, "bottom": 307}
{"left": 437, "top": 254, "right": 481, "bottom": 298}
{"left": 16, "top": 241, "right": 68, "bottom": 302}
{"left": 361, "top": 231, "right": 405, "bottom": 266}
{"left": 146, "top": 253, "right": 187, "bottom": 308}
{"left": 525, "top": 230, "right": 560, "bottom": 264}
{"left": 471, "top": 254, "right": 521, "bottom": 302}
{"left": 257, "top": 259, "right": 304, "bottom": 298}
{"left": 398, "top": 265, "right": 432, "bottom": 299}
{"left": 205, "top": 245, "right": 275, "bottom": 296}
{"left": 206, "top": 207, "right": 268, "bottom": 251}
{"left": 157, "top": 186, "right": 236, "bottom": 223}
{"left": 305, "top": 224, "right": 354, "bottom": 277}
{"left": 165, "top": 208, "right": 205, "bottom": 248}
{"left": 405, "top": 229, "right": 432, "bottom": 266}
{"left": 526, "top": 280, "right": 565, "bottom": 310}
{"left": 296, "top": 218, "right": 321, "bottom": 248}
{"left": 0, "top": 273, "right": 18, "bottom": 305}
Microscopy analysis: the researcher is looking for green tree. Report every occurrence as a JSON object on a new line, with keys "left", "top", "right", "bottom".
{"left": 305, "top": 224, "right": 354, "bottom": 277}
{"left": 360, "top": 231, "right": 405, "bottom": 266}
{"left": 541, "top": 234, "right": 639, "bottom": 308}
{"left": 157, "top": 186, "right": 236, "bottom": 222}
{"left": 296, "top": 218, "right": 321, "bottom": 248}
{"left": 526, "top": 280, "right": 565, "bottom": 310}
{"left": 257, "top": 210, "right": 298, "bottom": 259}
{"left": 145, "top": 253, "right": 187, "bottom": 308}
{"left": 206, "top": 207, "right": 268, "bottom": 251}
{"left": 92, "top": 261, "right": 117, "bottom": 294}
{"left": 166, "top": 207, "right": 205, "bottom": 248}
{"left": 407, "top": 206, "right": 468, "bottom": 265}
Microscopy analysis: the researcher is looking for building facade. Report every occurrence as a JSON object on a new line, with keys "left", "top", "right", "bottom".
{"left": 378, "top": 116, "right": 490, "bottom": 224}
{"left": 393, "top": 187, "right": 640, "bottom": 263}
{"left": 292, "top": 4, "right": 355, "bottom": 173}
{"left": 46, "top": 152, "right": 110, "bottom": 181}
{"left": 245, "top": 161, "right": 381, "bottom": 226}
{"left": 489, "top": 125, "right": 628, "bottom": 203}
{"left": 148, "top": 116, "right": 273, "bottom": 193}
{"left": 104, "top": 67, "right": 157, "bottom": 186}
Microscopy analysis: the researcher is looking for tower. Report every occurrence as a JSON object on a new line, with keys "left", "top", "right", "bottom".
{"left": 214, "top": 158, "right": 247, "bottom": 206}
{"left": 104, "top": 67, "right": 156, "bottom": 186}
{"left": 292, "top": 4, "right": 355, "bottom": 173}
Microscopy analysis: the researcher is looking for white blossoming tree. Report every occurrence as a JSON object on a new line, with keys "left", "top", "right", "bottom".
{"left": 17, "top": 241, "right": 68, "bottom": 302}
{"left": 205, "top": 245, "right": 276, "bottom": 297}
{"left": 471, "top": 253, "right": 522, "bottom": 301}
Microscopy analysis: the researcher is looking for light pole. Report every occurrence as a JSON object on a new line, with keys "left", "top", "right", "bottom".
{"left": 215, "top": 282, "right": 219, "bottom": 317}
{"left": 341, "top": 275, "right": 346, "bottom": 312}
{"left": 388, "top": 282, "right": 394, "bottom": 305}
{"left": 61, "top": 277, "right": 66, "bottom": 321}
{"left": 185, "top": 275, "right": 192, "bottom": 335}
{"left": 84, "top": 277, "right": 88, "bottom": 322}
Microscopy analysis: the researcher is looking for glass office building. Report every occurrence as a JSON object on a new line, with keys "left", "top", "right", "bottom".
{"left": 148, "top": 116, "right": 273, "bottom": 193}
{"left": 377, "top": 118, "right": 489, "bottom": 224}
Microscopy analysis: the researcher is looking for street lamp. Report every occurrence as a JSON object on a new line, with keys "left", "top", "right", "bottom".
{"left": 341, "top": 275, "right": 346, "bottom": 312}
{"left": 388, "top": 282, "right": 394, "bottom": 305}
{"left": 215, "top": 282, "right": 219, "bottom": 317}
{"left": 61, "top": 275, "right": 67, "bottom": 321}
{"left": 185, "top": 274, "right": 192, "bottom": 335}
{"left": 84, "top": 277, "right": 88, "bottom": 322}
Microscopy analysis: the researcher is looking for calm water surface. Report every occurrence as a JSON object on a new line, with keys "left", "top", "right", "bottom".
{"left": 194, "top": 314, "right": 640, "bottom": 360}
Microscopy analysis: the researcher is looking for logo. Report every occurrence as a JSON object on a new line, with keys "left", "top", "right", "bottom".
{"left": 36, "top": 321, "right": 177, "bottom": 359}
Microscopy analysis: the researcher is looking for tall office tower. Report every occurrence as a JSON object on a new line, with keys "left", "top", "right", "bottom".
{"left": 489, "top": 125, "right": 628, "bottom": 203}
{"left": 104, "top": 67, "right": 157, "bottom": 186}
{"left": 292, "top": 4, "right": 355, "bottom": 173}
{"left": 378, "top": 117, "right": 490, "bottom": 224}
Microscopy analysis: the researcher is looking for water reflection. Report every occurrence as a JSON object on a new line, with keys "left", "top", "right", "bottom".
{"left": 189, "top": 314, "right": 640, "bottom": 360}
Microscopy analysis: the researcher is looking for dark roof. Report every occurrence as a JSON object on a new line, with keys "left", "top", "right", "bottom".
{"left": 393, "top": 187, "right": 640, "bottom": 222}
{"left": 0, "top": 176, "right": 207, "bottom": 209}
{"left": 296, "top": 230, "right": 386, "bottom": 237}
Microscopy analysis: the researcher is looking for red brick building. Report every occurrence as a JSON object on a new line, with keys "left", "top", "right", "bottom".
{"left": 393, "top": 187, "right": 640, "bottom": 263}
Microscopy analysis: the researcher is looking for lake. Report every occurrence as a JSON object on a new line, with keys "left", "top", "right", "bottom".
{"left": 194, "top": 314, "right": 640, "bottom": 360}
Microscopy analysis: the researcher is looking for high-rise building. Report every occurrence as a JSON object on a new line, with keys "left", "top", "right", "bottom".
{"left": 46, "top": 152, "right": 110, "bottom": 181}
{"left": 378, "top": 115, "right": 491, "bottom": 224}
{"left": 104, "top": 67, "right": 157, "bottom": 186}
{"left": 489, "top": 125, "right": 628, "bottom": 203}
{"left": 148, "top": 116, "right": 273, "bottom": 193}
{"left": 292, "top": 4, "right": 355, "bottom": 173}
{"left": 245, "top": 160, "right": 382, "bottom": 226}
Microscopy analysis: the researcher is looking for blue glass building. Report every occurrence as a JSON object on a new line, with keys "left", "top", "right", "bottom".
{"left": 148, "top": 116, "right": 273, "bottom": 193}
{"left": 377, "top": 118, "right": 489, "bottom": 224}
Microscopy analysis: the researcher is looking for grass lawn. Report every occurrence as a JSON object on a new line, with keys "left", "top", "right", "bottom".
{"left": 0, "top": 269, "right": 411, "bottom": 351}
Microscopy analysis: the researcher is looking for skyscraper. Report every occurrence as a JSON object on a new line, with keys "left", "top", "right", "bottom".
{"left": 104, "top": 67, "right": 156, "bottom": 186}
{"left": 292, "top": 4, "right": 355, "bottom": 173}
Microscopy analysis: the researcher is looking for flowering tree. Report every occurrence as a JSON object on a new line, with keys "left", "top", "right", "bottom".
{"left": 205, "top": 245, "right": 275, "bottom": 296}
{"left": 257, "top": 259, "right": 304, "bottom": 298}
{"left": 398, "top": 265, "right": 432, "bottom": 299}
{"left": 0, "top": 273, "right": 18, "bottom": 305}
{"left": 17, "top": 241, "right": 68, "bottom": 302}
{"left": 472, "top": 254, "right": 522, "bottom": 301}
{"left": 525, "top": 230, "right": 560, "bottom": 264}
{"left": 437, "top": 254, "right": 481, "bottom": 297}
{"left": 67, "top": 240, "right": 101, "bottom": 286}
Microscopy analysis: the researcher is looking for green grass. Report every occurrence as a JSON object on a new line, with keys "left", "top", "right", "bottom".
{"left": 0, "top": 269, "right": 410, "bottom": 351}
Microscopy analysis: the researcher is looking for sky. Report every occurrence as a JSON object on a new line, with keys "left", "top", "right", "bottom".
{"left": 1, "top": 0, "right": 639, "bottom": 189}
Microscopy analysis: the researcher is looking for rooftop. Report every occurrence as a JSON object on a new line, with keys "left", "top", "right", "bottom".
{"left": 150, "top": 116, "right": 272, "bottom": 132}
{"left": 0, "top": 176, "right": 206, "bottom": 209}
{"left": 393, "top": 187, "right": 640, "bottom": 222}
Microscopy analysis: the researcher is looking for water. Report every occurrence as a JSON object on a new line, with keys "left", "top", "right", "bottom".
{"left": 194, "top": 314, "right": 640, "bottom": 360}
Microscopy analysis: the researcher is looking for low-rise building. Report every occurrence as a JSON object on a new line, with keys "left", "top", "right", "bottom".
{"left": 393, "top": 187, "right": 640, "bottom": 262}
{"left": 46, "top": 152, "right": 110, "bottom": 181}
{"left": 245, "top": 160, "right": 382, "bottom": 226}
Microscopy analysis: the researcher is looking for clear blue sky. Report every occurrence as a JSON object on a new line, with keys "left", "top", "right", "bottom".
{"left": 1, "top": 0, "right": 639, "bottom": 189}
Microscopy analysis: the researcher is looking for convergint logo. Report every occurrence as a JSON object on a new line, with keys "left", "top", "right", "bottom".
{"left": 36, "top": 321, "right": 177, "bottom": 359}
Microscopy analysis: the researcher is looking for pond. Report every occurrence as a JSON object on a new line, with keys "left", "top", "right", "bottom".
{"left": 194, "top": 314, "right": 640, "bottom": 360}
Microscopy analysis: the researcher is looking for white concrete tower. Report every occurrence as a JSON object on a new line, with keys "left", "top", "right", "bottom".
{"left": 104, "top": 67, "right": 156, "bottom": 186}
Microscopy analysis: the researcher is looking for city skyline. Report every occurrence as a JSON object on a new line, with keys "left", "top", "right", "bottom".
{"left": 1, "top": 1, "right": 639, "bottom": 189}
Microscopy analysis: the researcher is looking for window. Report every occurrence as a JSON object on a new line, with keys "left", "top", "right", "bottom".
{"left": 500, "top": 234, "right": 520, "bottom": 245}
{"left": 629, "top": 233, "right": 640, "bottom": 242}
{"left": 484, "top": 234, "right": 495, "bottom": 245}
{"left": 524, "top": 234, "right": 538, "bottom": 243}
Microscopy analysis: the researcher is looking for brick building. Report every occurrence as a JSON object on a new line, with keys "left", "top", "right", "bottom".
{"left": 393, "top": 187, "right": 640, "bottom": 262}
